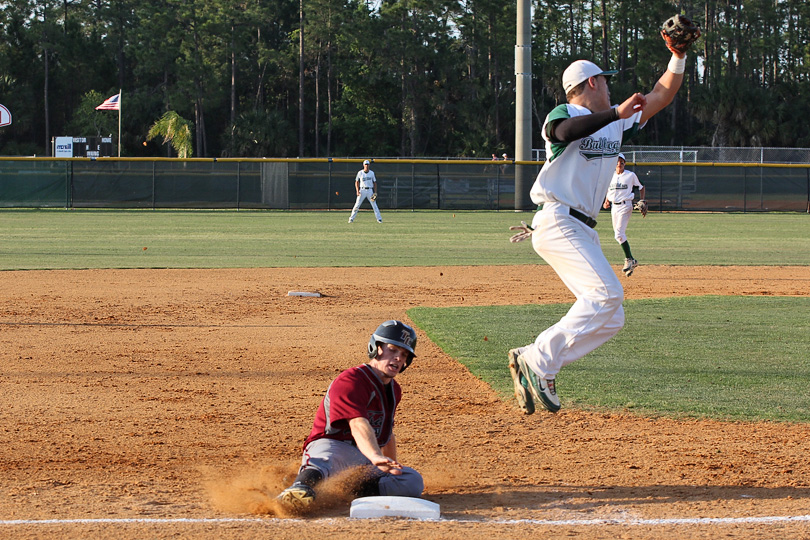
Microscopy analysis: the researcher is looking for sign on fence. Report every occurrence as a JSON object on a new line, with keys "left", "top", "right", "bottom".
{"left": 0, "top": 104, "right": 11, "bottom": 127}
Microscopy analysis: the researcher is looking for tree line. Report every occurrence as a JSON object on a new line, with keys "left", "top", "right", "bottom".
{"left": 1, "top": 0, "right": 809, "bottom": 159}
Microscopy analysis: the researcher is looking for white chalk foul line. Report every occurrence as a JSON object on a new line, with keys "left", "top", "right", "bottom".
{"left": 0, "top": 518, "right": 273, "bottom": 526}
{"left": 2, "top": 515, "right": 810, "bottom": 527}
{"left": 477, "top": 515, "right": 810, "bottom": 526}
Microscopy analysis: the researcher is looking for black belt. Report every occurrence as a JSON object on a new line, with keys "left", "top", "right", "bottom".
{"left": 569, "top": 208, "right": 597, "bottom": 228}
{"left": 612, "top": 200, "right": 626, "bottom": 205}
{"left": 362, "top": 187, "right": 373, "bottom": 189}
{"left": 537, "top": 203, "right": 597, "bottom": 229}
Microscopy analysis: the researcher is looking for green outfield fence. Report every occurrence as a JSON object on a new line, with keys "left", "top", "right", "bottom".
{"left": 0, "top": 157, "right": 808, "bottom": 212}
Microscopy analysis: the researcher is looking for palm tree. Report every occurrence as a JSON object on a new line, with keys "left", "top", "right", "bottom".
{"left": 147, "top": 111, "right": 194, "bottom": 158}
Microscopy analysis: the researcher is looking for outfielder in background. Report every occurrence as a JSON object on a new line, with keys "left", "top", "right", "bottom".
{"left": 603, "top": 152, "right": 647, "bottom": 277}
{"left": 507, "top": 15, "right": 700, "bottom": 415}
{"left": 276, "top": 320, "right": 424, "bottom": 510}
{"left": 348, "top": 159, "right": 382, "bottom": 223}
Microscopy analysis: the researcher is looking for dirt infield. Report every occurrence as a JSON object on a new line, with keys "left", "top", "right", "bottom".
{"left": 2, "top": 265, "right": 810, "bottom": 539}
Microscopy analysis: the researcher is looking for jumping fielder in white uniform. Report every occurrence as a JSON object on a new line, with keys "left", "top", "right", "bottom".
{"left": 507, "top": 27, "right": 692, "bottom": 414}
{"left": 349, "top": 160, "right": 382, "bottom": 223}
{"left": 603, "top": 153, "right": 646, "bottom": 277}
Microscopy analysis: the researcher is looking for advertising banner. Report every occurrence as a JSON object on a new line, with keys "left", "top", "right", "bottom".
{"left": 0, "top": 104, "right": 11, "bottom": 127}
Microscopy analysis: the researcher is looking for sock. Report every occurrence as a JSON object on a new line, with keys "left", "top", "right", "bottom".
{"left": 294, "top": 467, "right": 324, "bottom": 488}
{"left": 621, "top": 241, "right": 633, "bottom": 259}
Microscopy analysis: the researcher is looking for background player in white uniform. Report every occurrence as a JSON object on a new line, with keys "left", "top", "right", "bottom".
{"left": 507, "top": 31, "right": 690, "bottom": 415}
{"left": 349, "top": 160, "right": 382, "bottom": 223}
{"left": 603, "top": 153, "right": 646, "bottom": 277}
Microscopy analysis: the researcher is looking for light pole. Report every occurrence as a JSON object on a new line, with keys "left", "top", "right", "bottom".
{"left": 514, "top": 0, "right": 532, "bottom": 210}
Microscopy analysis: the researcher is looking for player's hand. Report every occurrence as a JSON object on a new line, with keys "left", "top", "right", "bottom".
{"left": 509, "top": 221, "right": 534, "bottom": 243}
{"left": 616, "top": 93, "right": 646, "bottom": 118}
{"left": 603, "top": 200, "right": 610, "bottom": 210}
{"left": 371, "top": 456, "right": 403, "bottom": 475}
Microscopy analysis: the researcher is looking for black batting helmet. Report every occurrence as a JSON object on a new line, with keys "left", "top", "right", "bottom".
{"left": 367, "top": 320, "right": 417, "bottom": 372}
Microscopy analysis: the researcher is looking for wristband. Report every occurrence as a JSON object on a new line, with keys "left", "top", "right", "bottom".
{"left": 668, "top": 54, "right": 686, "bottom": 75}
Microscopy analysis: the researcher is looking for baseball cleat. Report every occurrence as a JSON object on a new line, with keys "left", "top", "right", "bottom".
{"left": 535, "top": 376, "right": 561, "bottom": 412}
{"left": 508, "top": 349, "right": 535, "bottom": 415}
{"left": 509, "top": 349, "right": 560, "bottom": 413}
{"left": 277, "top": 483, "right": 316, "bottom": 510}
{"left": 622, "top": 258, "right": 638, "bottom": 277}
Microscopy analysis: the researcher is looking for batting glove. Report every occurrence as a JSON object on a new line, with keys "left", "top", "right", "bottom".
{"left": 509, "top": 221, "right": 534, "bottom": 243}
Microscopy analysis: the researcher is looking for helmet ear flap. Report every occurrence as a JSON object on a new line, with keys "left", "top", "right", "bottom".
{"left": 399, "top": 355, "right": 413, "bottom": 373}
{"left": 367, "top": 339, "right": 378, "bottom": 359}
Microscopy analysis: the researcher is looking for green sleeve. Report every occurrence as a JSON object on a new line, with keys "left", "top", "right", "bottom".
{"left": 544, "top": 104, "right": 571, "bottom": 162}
{"left": 622, "top": 119, "right": 641, "bottom": 141}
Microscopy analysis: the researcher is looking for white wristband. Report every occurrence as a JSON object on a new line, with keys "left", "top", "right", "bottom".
{"left": 668, "top": 54, "right": 686, "bottom": 74}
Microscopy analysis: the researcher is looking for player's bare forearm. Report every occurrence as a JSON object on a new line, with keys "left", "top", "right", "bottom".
{"left": 349, "top": 417, "right": 384, "bottom": 459}
{"left": 349, "top": 417, "right": 402, "bottom": 473}
{"left": 640, "top": 69, "right": 683, "bottom": 124}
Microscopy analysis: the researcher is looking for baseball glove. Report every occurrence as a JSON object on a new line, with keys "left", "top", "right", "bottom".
{"left": 661, "top": 14, "right": 701, "bottom": 56}
{"left": 634, "top": 199, "right": 648, "bottom": 217}
{"left": 370, "top": 193, "right": 377, "bottom": 201}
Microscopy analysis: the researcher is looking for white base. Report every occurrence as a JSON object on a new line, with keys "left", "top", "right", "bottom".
{"left": 350, "top": 496, "right": 440, "bottom": 520}
{"left": 287, "top": 291, "right": 321, "bottom": 297}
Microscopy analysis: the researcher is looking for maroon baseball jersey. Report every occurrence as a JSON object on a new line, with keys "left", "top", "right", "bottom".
{"left": 303, "top": 364, "right": 401, "bottom": 449}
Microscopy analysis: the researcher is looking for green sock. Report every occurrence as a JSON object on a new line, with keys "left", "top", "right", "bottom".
{"left": 621, "top": 241, "right": 633, "bottom": 259}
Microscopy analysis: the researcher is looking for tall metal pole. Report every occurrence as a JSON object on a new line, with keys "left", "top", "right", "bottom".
{"left": 298, "top": 0, "right": 305, "bottom": 157}
{"left": 514, "top": 0, "right": 532, "bottom": 210}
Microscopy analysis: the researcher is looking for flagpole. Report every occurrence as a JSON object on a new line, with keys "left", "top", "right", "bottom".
{"left": 117, "top": 89, "right": 122, "bottom": 157}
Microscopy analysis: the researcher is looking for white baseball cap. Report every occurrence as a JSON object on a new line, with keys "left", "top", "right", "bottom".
{"left": 363, "top": 160, "right": 370, "bottom": 165}
{"left": 562, "top": 60, "right": 618, "bottom": 93}
{"left": 617, "top": 153, "right": 626, "bottom": 161}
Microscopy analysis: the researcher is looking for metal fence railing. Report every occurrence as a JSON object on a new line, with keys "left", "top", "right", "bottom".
{"left": 533, "top": 146, "right": 810, "bottom": 164}
{"left": 0, "top": 157, "right": 808, "bottom": 213}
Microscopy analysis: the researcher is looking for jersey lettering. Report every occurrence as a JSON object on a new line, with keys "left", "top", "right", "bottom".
{"left": 579, "top": 137, "right": 621, "bottom": 160}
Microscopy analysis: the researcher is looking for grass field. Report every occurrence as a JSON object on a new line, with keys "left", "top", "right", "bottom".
{"left": 408, "top": 296, "right": 810, "bottom": 423}
{"left": 0, "top": 208, "right": 808, "bottom": 269}
{"left": 2, "top": 208, "right": 808, "bottom": 423}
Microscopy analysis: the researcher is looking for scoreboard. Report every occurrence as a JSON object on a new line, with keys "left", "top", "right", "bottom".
{"left": 53, "top": 136, "right": 114, "bottom": 158}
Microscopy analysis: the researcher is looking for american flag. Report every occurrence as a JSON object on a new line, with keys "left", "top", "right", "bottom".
{"left": 95, "top": 94, "right": 120, "bottom": 111}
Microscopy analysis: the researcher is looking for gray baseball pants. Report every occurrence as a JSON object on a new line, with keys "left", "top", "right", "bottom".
{"left": 300, "top": 438, "right": 424, "bottom": 498}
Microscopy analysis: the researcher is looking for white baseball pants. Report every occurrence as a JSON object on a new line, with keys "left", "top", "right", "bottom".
{"left": 520, "top": 202, "right": 625, "bottom": 379}
{"left": 610, "top": 200, "right": 633, "bottom": 244}
{"left": 349, "top": 188, "right": 382, "bottom": 222}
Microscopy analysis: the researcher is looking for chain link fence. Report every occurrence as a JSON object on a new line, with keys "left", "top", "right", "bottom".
{"left": 533, "top": 146, "right": 810, "bottom": 164}
{"left": 0, "top": 154, "right": 808, "bottom": 212}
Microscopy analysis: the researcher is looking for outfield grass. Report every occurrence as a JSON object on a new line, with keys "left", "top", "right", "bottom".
{"left": 0, "top": 209, "right": 808, "bottom": 270}
{"left": 408, "top": 296, "right": 810, "bottom": 423}
{"left": 3, "top": 209, "right": 808, "bottom": 422}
